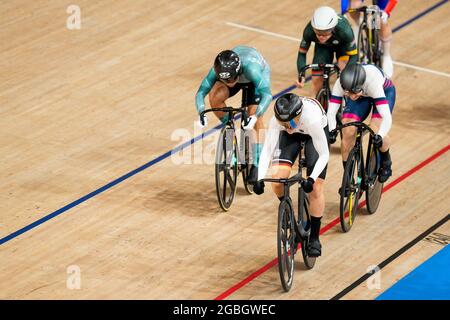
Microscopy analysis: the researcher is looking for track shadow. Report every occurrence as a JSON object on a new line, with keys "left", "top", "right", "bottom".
{"left": 236, "top": 184, "right": 253, "bottom": 196}
{"left": 295, "top": 260, "right": 310, "bottom": 271}
{"left": 145, "top": 180, "right": 224, "bottom": 217}
{"left": 329, "top": 144, "right": 341, "bottom": 154}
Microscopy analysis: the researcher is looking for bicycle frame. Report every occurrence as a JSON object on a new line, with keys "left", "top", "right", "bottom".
{"left": 263, "top": 143, "right": 309, "bottom": 240}
{"left": 348, "top": 5, "right": 383, "bottom": 65}
{"left": 199, "top": 84, "right": 256, "bottom": 210}
{"left": 335, "top": 121, "right": 377, "bottom": 190}
{"left": 299, "top": 63, "right": 340, "bottom": 97}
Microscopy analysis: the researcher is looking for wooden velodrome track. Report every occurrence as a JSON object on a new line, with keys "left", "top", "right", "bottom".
{"left": 1, "top": 0, "right": 449, "bottom": 299}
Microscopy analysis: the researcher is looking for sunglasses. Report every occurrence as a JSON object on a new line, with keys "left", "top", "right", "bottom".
{"left": 219, "top": 76, "right": 238, "bottom": 84}
{"left": 313, "top": 29, "right": 333, "bottom": 37}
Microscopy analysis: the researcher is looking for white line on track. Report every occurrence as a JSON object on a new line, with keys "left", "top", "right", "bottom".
{"left": 226, "top": 21, "right": 450, "bottom": 78}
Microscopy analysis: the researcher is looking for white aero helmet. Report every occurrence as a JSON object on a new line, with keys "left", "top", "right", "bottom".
{"left": 311, "top": 6, "right": 339, "bottom": 31}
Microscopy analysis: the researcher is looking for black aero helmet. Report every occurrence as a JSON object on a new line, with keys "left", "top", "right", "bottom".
{"left": 274, "top": 93, "right": 303, "bottom": 122}
{"left": 340, "top": 64, "right": 366, "bottom": 93}
{"left": 214, "top": 50, "right": 242, "bottom": 81}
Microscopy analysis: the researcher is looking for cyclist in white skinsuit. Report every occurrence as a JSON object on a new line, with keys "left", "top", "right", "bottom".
{"left": 253, "top": 93, "right": 330, "bottom": 257}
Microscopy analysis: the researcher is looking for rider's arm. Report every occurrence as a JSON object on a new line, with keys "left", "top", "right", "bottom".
{"left": 373, "top": 96, "right": 392, "bottom": 137}
{"left": 195, "top": 68, "right": 217, "bottom": 114}
{"left": 246, "top": 66, "right": 273, "bottom": 117}
{"left": 368, "top": 81, "right": 392, "bottom": 138}
{"left": 297, "top": 24, "right": 313, "bottom": 75}
{"left": 307, "top": 121, "right": 330, "bottom": 181}
{"left": 327, "top": 81, "right": 345, "bottom": 131}
{"left": 257, "top": 117, "right": 281, "bottom": 181}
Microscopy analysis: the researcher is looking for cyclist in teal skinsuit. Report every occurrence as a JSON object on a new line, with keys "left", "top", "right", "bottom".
{"left": 195, "top": 45, "right": 272, "bottom": 183}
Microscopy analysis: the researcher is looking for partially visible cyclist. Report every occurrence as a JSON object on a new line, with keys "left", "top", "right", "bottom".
{"left": 296, "top": 6, "right": 358, "bottom": 101}
{"left": 327, "top": 63, "right": 396, "bottom": 184}
{"left": 253, "top": 93, "right": 330, "bottom": 257}
{"left": 341, "top": 0, "right": 397, "bottom": 77}
{"left": 195, "top": 46, "right": 273, "bottom": 183}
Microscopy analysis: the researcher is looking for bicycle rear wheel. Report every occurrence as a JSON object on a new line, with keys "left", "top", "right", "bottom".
{"left": 372, "top": 28, "right": 383, "bottom": 69}
{"left": 357, "top": 23, "right": 371, "bottom": 64}
{"left": 340, "top": 148, "right": 362, "bottom": 232}
{"left": 215, "top": 127, "right": 238, "bottom": 211}
{"left": 277, "top": 198, "right": 295, "bottom": 292}
{"left": 298, "top": 190, "right": 316, "bottom": 269}
{"left": 366, "top": 143, "right": 383, "bottom": 214}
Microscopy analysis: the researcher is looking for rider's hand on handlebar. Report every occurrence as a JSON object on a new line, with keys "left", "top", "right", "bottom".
{"left": 300, "top": 177, "right": 315, "bottom": 193}
{"left": 197, "top": 114, "right": 208, "bottom": 129}
{"left": 328, "top": 129, "right": 338, "bottom": 145}
{"left": 243, "top": 115, "right": 257, "bottom": 131}
{"left": 372, "top": 134, "right": 383, "bottom": 149}
{"left": 296, "top": 75, "right": 306, "bottom": 88}
{"left": 253, "top": 180, "right": 265, "bottom": 195}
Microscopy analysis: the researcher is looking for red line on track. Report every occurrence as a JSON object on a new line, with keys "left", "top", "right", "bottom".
{"left": 214, "top": 144, "right": 450, "bottom": 300}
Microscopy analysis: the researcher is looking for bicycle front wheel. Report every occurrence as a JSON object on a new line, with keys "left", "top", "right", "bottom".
{"left": 298, "top": 190, "right": 316, "bottom": 269}
{"left": 215, "top": 127, "right": 238, "bottom": 211}
{"left": 277, "top": 199, "right": 295, "bottom": 292}
{"left": 340, "top": 148, "right": 362, "bottom": 232}
{"left": 366, "top": 143, "right": 383, "bottom": 214}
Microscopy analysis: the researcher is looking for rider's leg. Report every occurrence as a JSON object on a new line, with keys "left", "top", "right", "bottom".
{"left": 341, "top": 118, "right": 358, "bottom": 166}
{"left": 309, "top": 178, "right": 325, "bottom": 248}
{"left": 341, "top": 96, "right": 372, "bottom": 166}
{"left": 247, "top": 104, "right": 265, "bottom": 166}
{"left": 208, "top": 81, "right": 231, "bottom": 124}
{"left": 271, "top": 132, "right": 301, "bottom": 198}
{"left": 370, "top": 86, "right": 396, "bottom": 182}
{"left": 311, "top": 73, "right": 324, "bottom": 98}
{"left": 311, "top": 45, "right": 334, "bottom": 99}
{"left": 304, "top": 136, "right": 328, "bottom": 257}
{"left": 245, "top": 85, "right": 266, "bottom": 182}
{"left": 337, "top": 55, "right": 350, "bottom": 72}
{"left": 271, "top": 165, "right": 291, "bottom": 199}
{"left": 309, "top": 180, "right": 325, "bottom": 218}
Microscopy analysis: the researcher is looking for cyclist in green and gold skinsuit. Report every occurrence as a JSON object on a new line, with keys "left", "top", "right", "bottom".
{"left": 296, "top": 6, "right": 358, "bottom": 102}
{"left": 195, "top": 45, "right": 272, "bottom": 184}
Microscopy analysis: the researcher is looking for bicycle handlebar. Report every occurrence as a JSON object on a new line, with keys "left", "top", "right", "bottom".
{"left": 298, "top": 63, "right": 340, "bottom": 81}
{"left": 200, "top": 106, "right": 249, "bottom": 126}
{"left": 263, "top": 172, "right": 304, "bottom": 186}
{"left": 334, "top": 121, "right": 376, "bottom": 136}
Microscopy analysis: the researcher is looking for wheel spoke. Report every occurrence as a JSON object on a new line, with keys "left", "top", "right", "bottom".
{"left": 225, "top": 170, "right": 235, "bottom": 191}
{"left": 222, "top": 170, "right": 227, "bottom": 201}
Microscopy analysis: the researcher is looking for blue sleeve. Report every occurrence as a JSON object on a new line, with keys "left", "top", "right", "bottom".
{"left": 341, "top": 0, "right": 350, "bottom": 14}
{"left": 195, "top": 68, "right": 217, "bottom": 114}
